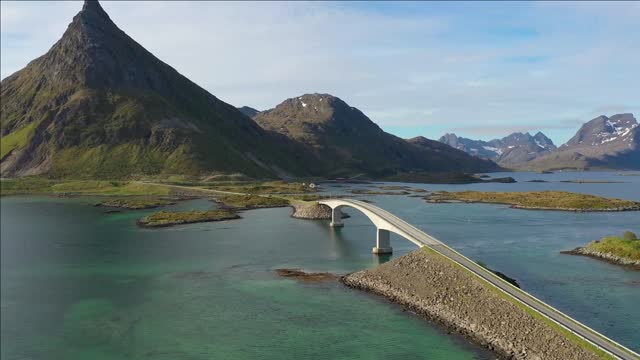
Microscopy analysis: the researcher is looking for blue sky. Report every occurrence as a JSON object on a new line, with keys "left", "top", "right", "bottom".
{"left": 1, "top": 1, "right": 638, "bottom": 145}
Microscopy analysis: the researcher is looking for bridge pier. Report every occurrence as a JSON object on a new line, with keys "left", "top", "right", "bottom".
{"left": 373, "top": 228, "right": 393, "bottom": 254}
{"left": 330, "top": 208, "right": 344, "bottom": 227}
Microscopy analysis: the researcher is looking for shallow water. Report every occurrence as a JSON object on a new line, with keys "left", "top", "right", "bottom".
{"left": 2, "top": 171, "right": 639, "bottom": 359}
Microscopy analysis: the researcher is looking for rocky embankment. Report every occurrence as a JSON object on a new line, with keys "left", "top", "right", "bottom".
{"left": 291, "top": 202, "right": 350, "bottom": 220}
{"left": 561, "top": 247, "right": 640, "bottom": 268}
{"left": 342, "top": 249, "right": 601, "bottom": 360}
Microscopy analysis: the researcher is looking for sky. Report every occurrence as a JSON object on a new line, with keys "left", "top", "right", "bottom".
{"left": 1, "top": 1, "right": 638, "bottom": 145}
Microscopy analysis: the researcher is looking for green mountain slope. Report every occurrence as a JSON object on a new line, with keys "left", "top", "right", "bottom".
{"left": 0, "top": 0, "right": 314, "bottom": 179}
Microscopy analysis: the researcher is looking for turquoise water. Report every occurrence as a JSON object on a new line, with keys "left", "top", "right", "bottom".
{"left": 2, "top": 171, "right": 639, "bottom": 358}
{"left": 1, "top": 197, "right": 491, "bottom": 360}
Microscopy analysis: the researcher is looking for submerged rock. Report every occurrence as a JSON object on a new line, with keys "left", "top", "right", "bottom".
{"left": 274, "top": 269, "right": 338, "bottom": 282}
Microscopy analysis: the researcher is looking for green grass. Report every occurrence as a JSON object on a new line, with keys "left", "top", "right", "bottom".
{"left": 0, "top": 121, "right": 39, "bottom": 159}
{"left": 95, "top": 198, "right": 174, "bottom": 210}
{"left": 0, "top": 179, "right": 170, "bottom": 196}
{"left": 48, "top": 143, "right": 201, "bottom": 179}
{"left": 51, "top": 181, "right": 170, "bottom": 196}
{"left": 137, "top": 210, "right": 239, "bottom": 228}
{"left": 207, "top": 181, "right": 315, "bottom": 195}
{"left": 0, "top": 178, "right": 55, "bottom": 195}
{"left": 422, "top": 247, "right": 615, "bottom": 360}
{"left": 429, "top": 190, "right": 639, "bottom": 210}
{"left": 216, "top": 195, "right": 289, "bottom": 209}
{"left": 585, "top": 232, "right": 640, "bottom": 261}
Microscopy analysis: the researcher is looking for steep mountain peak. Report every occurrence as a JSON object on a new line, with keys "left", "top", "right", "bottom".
{"left": 529, "top": 113, "right": 639, "bottom": 170}
{"left": 80, "top": 0, "right": 109, "bottom": 17}
{"left": 255, "top": 94, "right": 497, "bottom": 175}
{"left": 533, "top": 132, "right": 556, "bottom": 150}
{"left": 33, "top": 0, "right": 188, "bottom": 93}
{"left": 0, "top": 0, "right": 315, "bottom": 178}
{"left": 256, "top": 93, "right": 375, "bottom": 132}
{"left": 438, "top": 130, "right": 557, "bottom": 166}
{"left": 563, "top": 113, "right": 638, "bottom": 148}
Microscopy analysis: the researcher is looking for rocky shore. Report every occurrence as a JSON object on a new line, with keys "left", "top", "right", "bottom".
{"left": 510, "top": 205, "right": 640, "bottom": 212}
{"left": 290, "top": 202, "right": 349, "bottom": 220}
{"left": 274, "top": 268, "right": 338, "bottom": 282}
{"left": 341, "top": 249, "right": 601, "bottom": 360}
{"left": 561, "top": 247, "right": 640, "bottom": 268}
{"left": 424, "top": 190, "right": 640, "bottom": 212}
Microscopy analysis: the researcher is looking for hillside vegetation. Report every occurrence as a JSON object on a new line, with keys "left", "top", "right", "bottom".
{"left": 137, "top": 210, "right": 240, "bottom": 228}
{"left": 585, "top": 232, "right": 640, "bottom": 261}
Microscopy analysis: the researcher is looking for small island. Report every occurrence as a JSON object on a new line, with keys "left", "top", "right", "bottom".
{"left": 95, "top": 198, "right": 175, "bottom": 210}
{"left": 215, "top": 194, "right": 289, "bottom": 210}
{"left": 561, "top": 232, "right": 640, "bottom": 268}
{"left": 137, "top": 210, "right": 240, "bottom": 228}
{"left": 425, "top": 190, "right": 640, "bottom": 211}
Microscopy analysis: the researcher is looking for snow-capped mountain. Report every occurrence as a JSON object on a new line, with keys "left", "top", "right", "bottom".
{"left": 529, "top": 113, "right": 639, "bottom": 170}
{"left": 438, "top": 131, "right": 556, "bottom": 166}
{"left": 562, "top": 113, "right": 637, "bottom": 150}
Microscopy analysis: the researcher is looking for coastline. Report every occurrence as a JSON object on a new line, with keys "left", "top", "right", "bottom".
{"left": 561, "top": 247, "right": 640, "bottom": 269}
{"left": 341, "top": 249, "right": 604, "bottom": 360}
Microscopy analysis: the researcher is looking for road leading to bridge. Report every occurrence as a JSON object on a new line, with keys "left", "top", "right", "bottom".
{"left": 319, "top": 198, "right": 639, "bottom": 360}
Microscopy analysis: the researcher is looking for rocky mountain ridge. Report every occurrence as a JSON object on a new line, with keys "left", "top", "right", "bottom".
{"left": 529, "top": 113, "right": 639, "bottom": 170}
{"left": 253, "top": 93, "right": 499, "bottom": 177}
{"left": 1, "top": 0, "right": 319, "bottom": 178}
{"left": 439, "top": 131, "right": 556, "bottom": 167}
{"left": 0, "top": 1, "right": 498, "bottom": 179}
{"left": 439, "top": 113, "right": 639, "bottom": 170}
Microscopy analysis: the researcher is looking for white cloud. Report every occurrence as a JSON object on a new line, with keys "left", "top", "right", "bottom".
{"left": 1, "top": 1, "right": 638, "bottom": 144}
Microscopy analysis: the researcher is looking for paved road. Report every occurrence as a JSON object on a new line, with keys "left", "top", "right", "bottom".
{"left": 334, "top": 198, "right": 639, "bottom": 360}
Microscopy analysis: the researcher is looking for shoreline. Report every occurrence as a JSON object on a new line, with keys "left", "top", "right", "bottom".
{"left": 561, "top": 247, "right": 640, "bottom": 269}
{"left": 427, "top": 199, "right": 640, "bottom": 212}
{"left": 341, "top": 249, "right": 604, "bottom": 360}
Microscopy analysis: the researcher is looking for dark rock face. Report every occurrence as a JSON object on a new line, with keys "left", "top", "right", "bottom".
{"left": 438, "top": 131, "right": 556, "bottom": 167}
{"left": 0, "top": 0, "right": 315, "bottom": 178}
{"left": 237, "top": 106, "right": 260, "bottom": 118}
{"left": 255, "top": 94, "right": 499, "bottom": 177}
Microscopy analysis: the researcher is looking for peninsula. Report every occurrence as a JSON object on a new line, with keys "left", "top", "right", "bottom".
{"left": 343, "top": 248, "right": 606, "bottom": 360}
{"left": 562, "top": 232, "right": 640, "bottom": 268}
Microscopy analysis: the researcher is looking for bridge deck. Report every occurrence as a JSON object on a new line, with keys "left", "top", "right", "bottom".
{"left": 319, "top": 198, "right": 639, "bottom": 360}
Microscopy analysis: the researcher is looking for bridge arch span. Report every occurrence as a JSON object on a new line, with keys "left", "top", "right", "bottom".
{"left": 319, "top": 199, "right": 426, "bottom": 254}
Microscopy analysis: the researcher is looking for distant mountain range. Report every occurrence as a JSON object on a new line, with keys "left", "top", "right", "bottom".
{"left": 439, "top": 113, "right": 639, "bottom": 170}
{"left": 439, "top": 132, "right": 556, "bottom": 167}
{"left": 0, "top": 0, "right": 497, "bottom": 179}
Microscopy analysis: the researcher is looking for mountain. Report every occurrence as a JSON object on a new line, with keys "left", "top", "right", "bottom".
{"left": 528, "top": 113, "right": 639, "bottom": 170}
{"left": 439, "top": 131, "right": 556, "bottom": 167}
{"left": 254, "top": 93, "right": 499, "bottom": 176}
{"left": 0, "top": 0, "right": 314, "bottom": 179}
{"left": 237, "top": 106, "right": 260, "bottom": 118}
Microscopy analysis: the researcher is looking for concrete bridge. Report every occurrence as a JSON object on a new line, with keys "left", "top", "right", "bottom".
{"left": 318, "top": 198, "right": 639, "bottom": 360}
